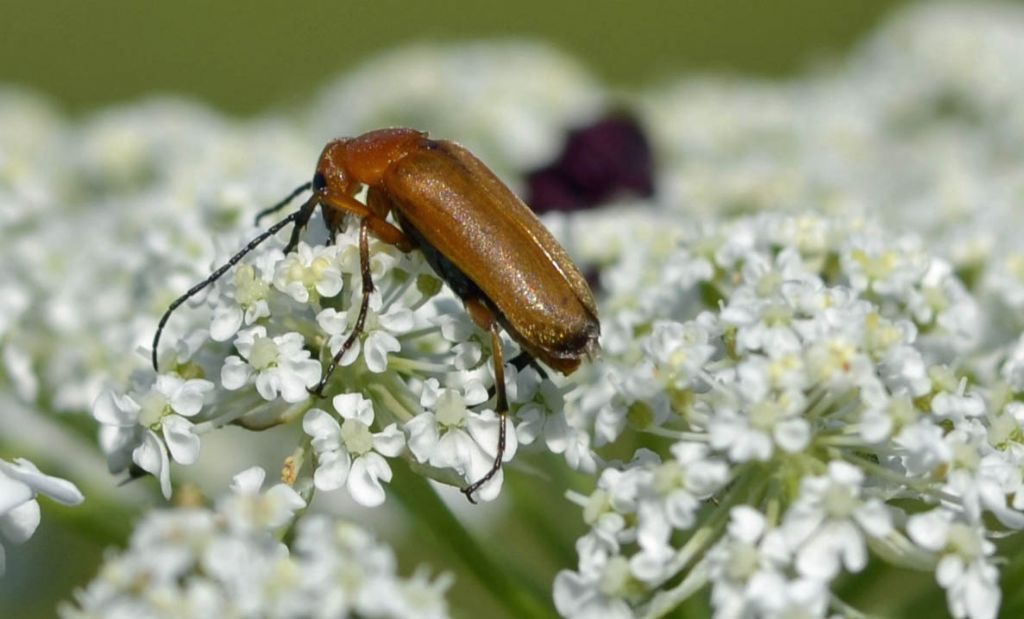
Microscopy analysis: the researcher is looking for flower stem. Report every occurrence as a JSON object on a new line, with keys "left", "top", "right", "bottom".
{"left": 388, "top": 460, "right": 556, "bottom": 617}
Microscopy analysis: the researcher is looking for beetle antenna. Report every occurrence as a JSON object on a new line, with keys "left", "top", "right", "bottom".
{"left": 151, "top": 208, "right": 304, "bottom": 371}
{"left": 254, "top": 181, "right": 312, "bottom": 224}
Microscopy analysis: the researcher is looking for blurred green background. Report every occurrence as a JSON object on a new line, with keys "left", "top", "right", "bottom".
{"left": 2, "top": 0, "right": 903, "bottom": 115}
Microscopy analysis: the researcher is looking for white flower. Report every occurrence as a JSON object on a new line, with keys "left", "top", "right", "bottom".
{"left": 553, "top": 554, "right": 635, "bottom": 619}
{"left": 62, "top": 471, "right": 448, "bottom": 618}
{"left": 931, "top": 382, "right": 985, "bottom": 423}
{"left": 939, "top": 427, "right": 1024, "bottom": 529}
{"left": 707, "top": 506, "right": 823, "bottom": 619}
{"left": 273, "top": 241, "right": 343, "bottom": 304}
{"left": 907, "top": 509, "right": 1000, "bottom": 619}
{"left": 708, "top": 360, "right": 811, "bottom": 462}
{"left": 316, "top": 291, "right": 414, "bottom": 374}
{"left": 209, "top": 255, "right": 280, "bottom": 342}
{"left": 405, "top": 383, "right": 517, "bottom": 502}
{"left": 508, "top": 365, "right": 574, "bottom": 454}
{"left": 0, "top": 458, "right": 84, "bottom": 575}
{"left": 720, "top": 249, "right": 820, "bottom": 357}
{"left": 92, "top": 374, "right": 213, "bottom": 497}
{"left": 1000, "top": 333, "right": 1024, "bottom": 391}
{"left": 781, "top": 461, "right": 894, "bottom": 580}
{"left": 633, "top": 443, "right": 729, "bottom": 582}
{"left": 435, "top": 312, "right": 482, "bottom": 371}
{"left": 645, "top": 320, "right": 716, "bottom": 391}
{"left": 303, "top": 393, "right": 405, "bottom": 507}
{"left": 221, "top": 326, "right": 321, "bottom": 402}
{"left": 220, "top": 466, "right": 306, "bottom": 532}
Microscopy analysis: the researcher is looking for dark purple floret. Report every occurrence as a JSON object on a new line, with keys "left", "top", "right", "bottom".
{"left": 526, "top": 113, "right": 655, "bottom": 213}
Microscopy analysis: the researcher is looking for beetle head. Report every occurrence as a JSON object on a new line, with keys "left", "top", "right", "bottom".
{"left": 314, "top": 138, "right": 356, "bottom": 196}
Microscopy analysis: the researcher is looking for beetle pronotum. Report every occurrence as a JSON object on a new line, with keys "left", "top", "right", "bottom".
{"left": 153, "top": 128, "right": 600, "bottom": 502}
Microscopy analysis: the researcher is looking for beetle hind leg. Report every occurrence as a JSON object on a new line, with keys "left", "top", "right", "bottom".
{"left": 461, "top": 301, "right": 510, "bottom": 503}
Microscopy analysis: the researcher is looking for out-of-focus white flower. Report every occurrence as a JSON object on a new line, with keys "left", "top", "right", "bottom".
{"left": 781, "top": 461, "right": 894, "bottom": 580}
{"left": 92, "top": 374, "right": 213, "bottom": 497}
{"left": 61, "top": 467, "right": 450, "bottom": 618}
{"left": 219, "top": 466, "right": 306, "bottom": 532}
{"left": 0, "top": 458, "right": 83, "bottom": 576}
{"left": 908, "top": 509, "right": 1000, "bottom": 619}
{"left": 707, "top": 506, "right": 828, "bottom": 619}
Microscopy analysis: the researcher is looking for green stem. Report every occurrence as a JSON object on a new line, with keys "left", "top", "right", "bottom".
{"left": 388, "top": 461, "right": 556, "bottom": 618}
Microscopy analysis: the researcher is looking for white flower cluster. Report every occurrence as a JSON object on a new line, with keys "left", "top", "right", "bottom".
{"left": 90, "top": 218, "right": 568, "bottom": 504}
{"left": 552, "top": 211, "right": 1012, "bottom": 619}
{"left": 0, "top": 457, "right": 83, "bottom": 576}
{"left": 60, "top": 467, "right": 450, "bottom": 618}
{"left": 642, "top": 3, "right": 1024, "bottom": 339}
{"left": 7, "top": 3, "right": 1024, "bottom": 618}
{"left": 0, "top": 94, "right": 313, "bottom": 414}
{"left": 1, "top": 44, "right": 598, "bottom": 511}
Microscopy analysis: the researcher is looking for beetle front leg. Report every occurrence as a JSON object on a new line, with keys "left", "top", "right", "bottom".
{"left": 461, "top": 304, "right": 509, "bottom": 504}
{"left": 321, "top": 190, "right": 415, "bottom": 252}
{"left": 282, "top": 198, "right": 320, "bottom": 254}
{"left": 309, "top": 218, "right": 374, "bottom": 398}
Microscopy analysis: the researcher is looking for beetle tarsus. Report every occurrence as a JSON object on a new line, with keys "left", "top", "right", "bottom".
{"left": 461, "top": 410, "right": 506, "bottom": 503}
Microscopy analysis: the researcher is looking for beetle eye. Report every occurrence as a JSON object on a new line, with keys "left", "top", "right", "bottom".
{"left": 312, "top": 172, "right": 327, "bottom": 192}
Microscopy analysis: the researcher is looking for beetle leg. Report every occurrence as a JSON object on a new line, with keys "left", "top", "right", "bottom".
{"left": 461, "top": 302, "right": 509, "bottom": 504}
{"left": 282, "top": 197, "right": 320, "bottom": 254}
{"left": 308, "top": 218, "right": 374, "bottom": 398}
{"left": 320, "top": 190, "right": 415, "bottom": 252}
{"left": 510, "top": 351, "right": 548, "bottom": 378}
{"left": 481, "top": 351, "right": 548, "bottom": 402}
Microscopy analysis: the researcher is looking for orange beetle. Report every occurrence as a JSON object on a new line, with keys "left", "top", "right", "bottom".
{"left": 154, "top": 128, "right": 600, "bottom": 501}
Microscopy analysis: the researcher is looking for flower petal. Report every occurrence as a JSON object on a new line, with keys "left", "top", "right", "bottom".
{"left": 372, "top": 424, "right": 406, "bottom": 457}
{"left": 133, "top": 431, "right": 172, "bottom": 499}
{"left": 0, "top": 459, "right": 84, "bottom": 506}
{"left": 332, "top": 392, "right": 374, "bottom": 425}
{"left": 210, "top": 304, "right": 244, "bottom": 342}
{"left": 221, "top": 356, "right": 252, "bottom": 391}
{"left": 169, "top": 379, "right": 213, "bottom": 417}
{"left": 313, "top": 450, "right": 352, "bottom": 492}
{"left": 0, "top": 474, "right": 32, "bottom": 515}
{"left": 163, "top": 415, "right": 201, "bottom": 465}
{"left": 347, "top": 453, "right": 391, "bottom": 507}
{"left": 303, "top": 408, "right": 341, "bottom": 444}
{"left": 404, "top": 413, "right": 440, "bottom": 463}
{"left": 363, "top": 331, "right": 400, "bottom": 373}
{"left": 0, "top": 499, "right": 40, "bottom": 544}
{"left": 92, "top": 390, "right": 140, "bottom": 426}
{"left": 230, "top": 466, "right": 266, "bottom": 495}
